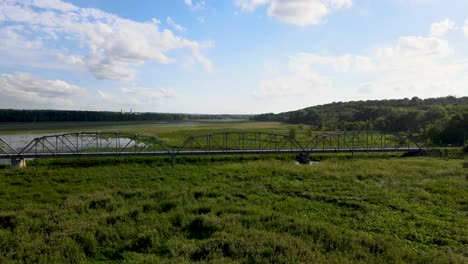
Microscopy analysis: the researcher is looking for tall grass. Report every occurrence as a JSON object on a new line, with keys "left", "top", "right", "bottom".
{"left": 0, "top": 157, "right": 466, "bottom": 263}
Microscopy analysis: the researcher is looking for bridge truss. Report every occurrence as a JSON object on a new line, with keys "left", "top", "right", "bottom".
{"left": 0, "top": 138, "right": 17, "bottom": 157}
{"left": 0, "top": 131, "right": 422, "bottom": 164}
{"left": 9, "top": 132, "right": 171, "bottom": 158}
{"left": 176, "top": 132, "right": 303, "bottom": 155}
{"left": 303, "top": 131, "right": 420, "bottom": 153}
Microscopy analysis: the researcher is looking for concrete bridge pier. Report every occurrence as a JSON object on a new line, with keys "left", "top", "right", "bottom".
{"left": 296, "top": 152, "right": 311, "bottom": 164}
{"left": 11, "top": 158, "right": 26, "bottom": 169}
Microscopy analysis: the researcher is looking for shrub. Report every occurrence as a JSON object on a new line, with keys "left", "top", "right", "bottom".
{"left": 186, "top": 217, "right": 219, "bottom": 239}
{"left": 288, "top": 127, "right": 297, "bottom": 140}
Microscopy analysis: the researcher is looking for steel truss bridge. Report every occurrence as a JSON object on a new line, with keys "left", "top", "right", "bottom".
{"left": 0, "top": 131, "right": 422, "bottom": 166}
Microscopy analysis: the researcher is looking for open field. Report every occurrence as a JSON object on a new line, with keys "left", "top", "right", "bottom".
{"left": 0, "top": 156, "right": 467, "bottom": 263}
{"left": 0, "top": 121, "right": 282, "bottom": 135}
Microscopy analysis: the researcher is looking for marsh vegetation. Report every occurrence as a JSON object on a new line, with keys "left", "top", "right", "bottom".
{"left": 0, "top": 156, "right": 466, "bottom": 263}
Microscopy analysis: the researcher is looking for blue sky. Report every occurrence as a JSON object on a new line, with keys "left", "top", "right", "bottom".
{"left": 0, "top": 0, "right": 467, "bottom": 114}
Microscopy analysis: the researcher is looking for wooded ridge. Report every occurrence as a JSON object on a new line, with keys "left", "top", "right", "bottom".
{"left": 252, "top": 96, "right": 468, "bottom": 145}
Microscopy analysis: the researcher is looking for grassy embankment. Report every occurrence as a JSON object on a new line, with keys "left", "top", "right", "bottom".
{"left": 0, "top": 156, "right": 467, "bottom": 263}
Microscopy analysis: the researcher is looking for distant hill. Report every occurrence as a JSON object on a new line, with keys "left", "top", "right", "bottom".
{"left": 0, "top": 109, "right": 249, "bottom": 123}
{"left": 252, "top": 96, "right": 468, "bottom": 145}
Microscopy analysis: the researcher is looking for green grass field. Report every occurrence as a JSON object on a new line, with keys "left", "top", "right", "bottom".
{"left": 0, "top": 156, "right": 467, "bottom": 263}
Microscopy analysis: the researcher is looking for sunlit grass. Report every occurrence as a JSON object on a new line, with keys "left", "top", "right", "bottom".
{"left": 0, "top": 157, "right": 466, "bottom": 263}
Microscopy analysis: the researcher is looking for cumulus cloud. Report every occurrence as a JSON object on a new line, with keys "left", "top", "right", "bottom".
{"left": 234, "top": 0, "right": 352, "bottom": 26}
{"left": 254, "top": 30, "right": 467, "bottom": 101}
{"left": 378, "top": 36, "right": 452, "bottom": 58}
{"left": 430, "top": 19, "right": 455, "bottom": 37}
{"left": 166, "top": 17, "right": 187, "bottom": 32}
{"left": 253, "top": 52, "right": 373, "bottom": 98}
{"left": 367, "top": 34, "right": 463, "bottom": 98}
{"left": 0, "top": 25, "right": 43, "bottom": 55}
{"left": 0, "top": 72, "right": 87, "bottom": 108}
{"left": 0, "top": 0, "right": 213, "bottom": 81}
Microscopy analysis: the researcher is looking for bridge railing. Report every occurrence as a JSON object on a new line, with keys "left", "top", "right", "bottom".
{"left": 176, "top": 132, "right": 304, "bottom": 154}
{"left": 16, "top": 132, "right": 171, "bottom": 157}
{"left": 304, "top": 131, "right": 421, "bottom": 152}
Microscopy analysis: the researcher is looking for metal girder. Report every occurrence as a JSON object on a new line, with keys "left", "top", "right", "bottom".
{"left": 0, "top": 131, "right": 422, "bottom": 160}
{"left": 176, "top": 131, "right": 304, "bottom": 155}
{"left": 16, "top": 132, "right": 171, "bottom": 157}
{"left": 303, "top": 131, "right": 421, "bottom": 152}
{"left": 0, "top": 137, "right": 17, "bottom": 157}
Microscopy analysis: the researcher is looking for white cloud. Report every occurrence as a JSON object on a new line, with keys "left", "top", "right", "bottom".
{"left": 253, "top": 57, "right": 331, "bottom": 98}
{"left": 253, "top": 52, "right": 373, "bottom": 98}
{"left": 463, "top": 20, "right": 468, "bottom": 37}
{"left": 121, "top": 87, "right": 182, "bottom": 101}
{"left": 0, "top": 72, "right": 87, "bottom": 109}
{"left": 234, "top": 0, "right": 352, "bottom": 26}
{"left": 357, "top": 83, "right": 373, "bottom": 94}
{"left": 0, "top": 0, "right": 213, "bottom": 81}
{"left": 234, "top": 0, "right": 269, "bottom": 11}
{"left": 326, "top": 0, "right": 352, "bottom": 9}
{"left": 166, "top": 17, "right": 187, "bottom": 32}
{"left": 30, "top": 0, "right": 78, "bottom": 12}
{"left": 377, "top": 36, "right": 452, "bottom": 59}
{"left": 254, "top": 30, "right": 467, "bottom": 102}
{"left": 0, "top": 25, "right": 43, "bottom": 53}
{"left": 430, "top": 18, "right": 455, "bottom": 37}
{"left": 183, "top": 0, "right": 205, "bottom": 10}
{"left": 95, "top": 87, "right": 182, "bottom": 112}
{"left": 290, "top": 53, "right": 375, "bottom": 72}
{"left": 268, "top": 0, "right": 328, "bottom": 26}
{"left": 368, "top": 35, "right": 463, "bottom": 98}
{"left": 96, "top": 90, "right": 140, "bottom": 108}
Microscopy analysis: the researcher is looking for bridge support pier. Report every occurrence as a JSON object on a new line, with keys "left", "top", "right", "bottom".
{"left": 11, "top": 158, "right": 26, "bottom": 169}
{"left": 296, "top": 152, "right": 311, "bottom": 164}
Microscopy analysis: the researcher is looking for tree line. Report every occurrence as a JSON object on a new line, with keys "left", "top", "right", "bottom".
{"left": 0, "top": 109, "right": 248, "bottom": 123}
{"left": 252, "top": 96, "right": 468, "bottom": 145}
